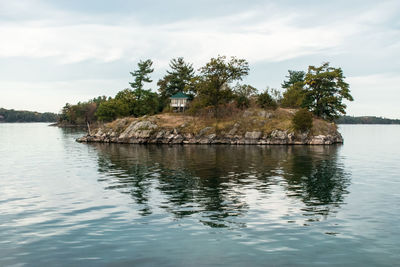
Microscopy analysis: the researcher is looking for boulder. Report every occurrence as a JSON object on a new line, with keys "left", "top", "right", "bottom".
{"left": 198, "top": 127, "right": 213, "bottom": 136}
{"left": 245, "top": 131, "right": 262, "bottom": 139}
{"left": 119, "top": 120, "right": 157, "bottom": 139}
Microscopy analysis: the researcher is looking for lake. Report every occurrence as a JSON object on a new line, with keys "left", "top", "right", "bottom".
{"left": 0, "top": 123, "right": 399, "bottom": 266}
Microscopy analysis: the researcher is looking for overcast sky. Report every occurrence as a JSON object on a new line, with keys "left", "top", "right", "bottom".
{"left": 1, "top": 0, "right": 399, "bottom": 118}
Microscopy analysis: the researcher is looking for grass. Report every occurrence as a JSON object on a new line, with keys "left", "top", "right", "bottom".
{"left": 99, "top": 107, "right": 338, "bottom": 137}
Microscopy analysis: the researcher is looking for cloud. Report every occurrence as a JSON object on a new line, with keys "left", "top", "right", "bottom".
{"left": 0, "top": 2, "right": 358, "bottom": 65}
{"left": 0, "top": 0, "right": 399, "bottom": 117}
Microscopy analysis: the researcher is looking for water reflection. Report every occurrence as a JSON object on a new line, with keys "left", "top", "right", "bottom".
{"left": 92, "top": 144, "right": 350, "bottom": 227}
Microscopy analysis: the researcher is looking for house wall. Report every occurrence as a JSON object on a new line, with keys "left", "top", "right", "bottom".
{"left": 170, "top": 98, "right": 188, "bottom": 107}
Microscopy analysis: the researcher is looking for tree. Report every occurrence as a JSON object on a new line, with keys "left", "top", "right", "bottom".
{"left": 129, "top": 59, "right": 154, "bottom": 101}
{"left": 158, "top": 57, "right": 195, "bottom": 98}
{"left": 132, "top": 90, "right": 159, "bottom": 117}
{"left": 233, "top": 84, "right": 257, "bottom": 109}
{"left": 257, "top": 89, "right": 277, "bottom": 110}
{"left": 127, "top": 59, "right": 160, "bottom": 116}
{"left": 115, "top": 88, "right": 137, "bottom": 115}
{"left": 195, "top": 55, "right": 250, "bottom": 117}
{"left": 281, "top": 70, "right": 305, "bottom": 89}
{"left": 96, "top": 98, "right": 130, "bottom": 122}
{"left": 281, "top": 70, "right": 306, "bottom": 108}
{"left": 303, "top": 62, "right": 353, "bottom": 121}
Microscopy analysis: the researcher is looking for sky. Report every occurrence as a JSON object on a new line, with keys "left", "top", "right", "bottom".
{"left": 0, "top": 0, "right": 399, "bottom": 118}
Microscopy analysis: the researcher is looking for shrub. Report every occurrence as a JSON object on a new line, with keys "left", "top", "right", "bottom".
{"left": 281, "top": 83, "right": 305, "bottom": 108}
{"left": 233, "top": 84, "right": 257, "bottom": 109}
{"left": 187, "top": 97, "right": 207, "bottom": 116}
{"left": 292, "top": 108, "right": 313, "bottom": 132}
{"left": 96, "top": 99, "right": 130, "bottom": 122}
{"left": 257, "top": 90, "right": 278, "bottom": 109}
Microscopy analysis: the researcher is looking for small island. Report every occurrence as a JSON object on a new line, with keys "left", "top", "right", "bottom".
{"left": 58, "top": 56, "right": 352, "bottom": 145}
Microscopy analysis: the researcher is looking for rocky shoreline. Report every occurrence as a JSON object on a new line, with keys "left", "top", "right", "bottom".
{"left": 76, "top": 118, "right": 343, "bottom": 145}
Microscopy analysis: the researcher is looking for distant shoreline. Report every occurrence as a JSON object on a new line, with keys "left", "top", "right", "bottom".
{"left": 0, "top": 107, "right": 57, "bottom": 123}
{"left": 336, "top": 116, "right": 400, "bottom": 125}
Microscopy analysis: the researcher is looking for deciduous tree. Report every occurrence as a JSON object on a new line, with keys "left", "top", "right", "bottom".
{"left": 195, "top": 55, "right": 249, "bottom": 117}
{"left": 303, "top": 62, "right": 353, "bottom": 121}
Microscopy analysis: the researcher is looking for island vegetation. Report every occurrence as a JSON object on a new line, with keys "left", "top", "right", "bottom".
{"left": 59, "top": 56, "right": 352, "bottom": 128}
{"left": 0, "top": 108, "right": 57, "bottom": 123}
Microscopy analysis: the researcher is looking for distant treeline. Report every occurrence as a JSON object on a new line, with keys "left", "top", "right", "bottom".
{"left": 0, "top": 108, "right": 58, "bottom": 122}
{"left": 336, "top": 116, "right": 400, "bottom": 124}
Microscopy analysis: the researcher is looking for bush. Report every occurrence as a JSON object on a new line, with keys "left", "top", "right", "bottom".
{"left": 292, "top": 109, "right": 313, "bottom": 132}
{"left": 96, "top": 99, "right": 130, "bottom": 122}
{"left": 281, "top": 83, "right": 305, "bottom": 108}
{"left": 257, "top": 90, "right": 278, "bottom": 110}
{"left": 233, "top": 84, "right": 257, "bottom": 109}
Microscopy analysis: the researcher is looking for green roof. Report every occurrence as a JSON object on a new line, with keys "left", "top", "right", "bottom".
{"left": 170, "top": 92, "right": 190, "bottom": 99}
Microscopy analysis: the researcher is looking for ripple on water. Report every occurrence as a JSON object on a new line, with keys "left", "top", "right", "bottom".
{"left": 1, "top": 124, "right": 400, "bottom": 266}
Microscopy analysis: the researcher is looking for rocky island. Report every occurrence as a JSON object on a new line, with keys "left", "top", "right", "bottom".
{"left": 67, "top": 58, "right": 351, "bottom": 146}
{"left": 77, "top": 108, "right": 343, "bottom": 145}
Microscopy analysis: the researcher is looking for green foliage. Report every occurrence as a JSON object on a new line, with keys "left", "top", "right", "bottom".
{"left": 96, "top": 98, "right": 130, "bottom": 122}
{"left": 129, "top": 59, "right": 154, "bottom": 101}
{"left": 195, "top": 55, "right": 249, "bottom": 117}
{"left": 233, "top": 84, "right": 257, "bottom": 109}
{"left": 0, "top": 108, "right": 58, "bottom": 122}
{"left": 115, "top": 88, "right": 137, "bottom": 115}
{"left": 186, "top": 97, "right": 206, "bottom": 115}
{"left": 157, "top": 57, "right": 195, "bottom": 111}
{"left": 59, "top": 97, "right": 107, "bottom": 125}
{"left": 281, "top": 82, "right": 305, "bottom": 108}
{"left": 257, "top": 89, "right": 278, "bottom": 110}
{"left": 133, "top": 90, "right": 159, "bottom": 117}
{"left": 126, "top": 59, "right": 160, "bottom": 116}
{"left": 303, "top": 62, "right": 353, "bottom": 121}
{"left": 281, "top": 70, "right": 306, "bottom": 108}
{"left": 281, "top": 70, "right": 305, "bottom": 89}
{"left": 55, "top": 56, "right": 355, "bottom": 126}
{"left": 158, "top": 57, "right": 195, "bottom": 98}
{"left": 292, "top": 108, "right": 313, "bottom": 132}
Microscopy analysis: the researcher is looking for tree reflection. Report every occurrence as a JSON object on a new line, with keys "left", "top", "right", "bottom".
{"left": 92, "top": 144, "right": 350, "bottom": 227}
{"left": 280, "top": 146, "right": 350, "bottom": 221}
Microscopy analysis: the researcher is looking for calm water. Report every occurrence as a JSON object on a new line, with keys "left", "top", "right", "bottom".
{"left": 0, "top": 124, "right": 399, "bottom": 266}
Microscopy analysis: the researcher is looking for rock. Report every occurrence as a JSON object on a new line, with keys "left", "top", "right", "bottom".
{"left": 228, "top": 127, "right": 237, "bottom": 136}
{"left": 76, "top": 114, "right": 344, "bottom": 145}
{"left": 184, "top": 133, "right": 193, "bottom": 139}
{"left": 227, "top": 123, "right": 240, "bottom": 136}
{"left": 155, "top": 130, "right": 165, "bottom": 139}
{"left": 270, "top": 130, "right": 287, "bottom": 140}
{"left": 258, "top": 110, "right": 273, "bottom": 118}
{"left": 119, "top": 120, "right": 157, "bottom": 139}
{"left": 171, "top": 134, "right": 184, "bottom": 144}
{"left": 309, "top": 135, "right": 325, "bottom": 145}
{"left": 137, "top": 130, "right": 152, "bottom": 138}
{"left": 243, "top": 110, "right": 253, "bottom": 117}
{"left": 207, "top": 134, "right": 216, "bottom": 140}
{"left": 199, "top": 138, "right": 211, "bottom": 144}
{"left": 245, "top": 131, "right": 262, "bottom": 139}
{"left": 198, "top": 127, "right": 213, "bottom": 136}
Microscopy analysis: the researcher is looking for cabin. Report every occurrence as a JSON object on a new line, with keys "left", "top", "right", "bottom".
{"left": 170, "top": 92, "right": 190, "bottom": 112}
